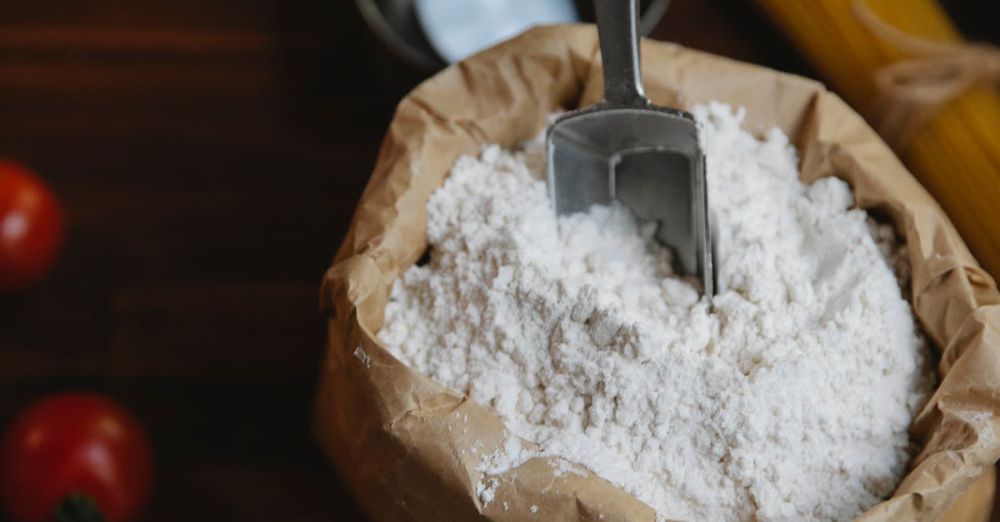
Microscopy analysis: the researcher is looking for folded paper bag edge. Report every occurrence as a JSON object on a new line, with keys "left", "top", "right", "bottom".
{"left": 316, "top": 24, "right": 1000, "bottom": 522}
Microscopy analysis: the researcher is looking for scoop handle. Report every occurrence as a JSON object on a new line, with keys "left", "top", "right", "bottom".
{"left": 595, "top": 0, "right": 648, "bottom": 106}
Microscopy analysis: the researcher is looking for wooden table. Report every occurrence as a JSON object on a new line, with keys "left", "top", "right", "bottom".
{"left": 0, "top": 1, "right": 995, "bottom": 520}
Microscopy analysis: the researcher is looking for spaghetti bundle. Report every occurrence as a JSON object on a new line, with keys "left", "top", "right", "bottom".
{"left": 757, "top": 0, "right": 1000, "bottom": 279}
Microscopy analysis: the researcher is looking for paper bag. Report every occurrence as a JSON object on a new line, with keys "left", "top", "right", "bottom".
{"left": 315, "top": 25, "right": 1000, "bottom": 521}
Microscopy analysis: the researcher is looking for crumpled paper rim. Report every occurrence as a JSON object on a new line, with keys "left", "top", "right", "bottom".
{"left": 316, "top": 24, "right": 1000, "bottom": 521}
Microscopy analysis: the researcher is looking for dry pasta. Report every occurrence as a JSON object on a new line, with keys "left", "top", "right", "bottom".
{"left": 756, "top": 0, "right": 1000, "bottom": 278}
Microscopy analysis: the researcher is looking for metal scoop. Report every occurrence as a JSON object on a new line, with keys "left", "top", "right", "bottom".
{"left": 547, "top": 0, "right": 715, "bottom": 296}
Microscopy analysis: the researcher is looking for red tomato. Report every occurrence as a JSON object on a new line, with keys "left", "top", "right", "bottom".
{"left": 1, "top": 393, "right": 153, "bottom": 522}
{"left": 0, "top": 160, "right": 64, "bottom": 291}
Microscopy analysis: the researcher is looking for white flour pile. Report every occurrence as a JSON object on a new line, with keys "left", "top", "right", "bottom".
{"left": 379, "top": 103, "right": 933, "bottom": 521}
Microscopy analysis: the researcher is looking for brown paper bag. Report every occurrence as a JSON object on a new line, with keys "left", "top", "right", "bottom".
{"left": 315, "top": 25, "right": 1000, "bottom": 521}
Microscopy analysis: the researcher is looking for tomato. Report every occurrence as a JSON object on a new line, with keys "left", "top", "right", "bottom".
{"left": 0, "top": 160, "right": 64, "bottom": 292}
{"left": 1, "top": 393, "right": 153, "bottom": 522}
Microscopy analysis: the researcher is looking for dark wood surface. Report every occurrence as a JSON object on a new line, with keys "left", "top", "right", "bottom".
{"left": 0, "top": 1, "right": 994, "bottom": 521}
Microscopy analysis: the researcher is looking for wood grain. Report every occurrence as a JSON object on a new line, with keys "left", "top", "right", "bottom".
{"left": 0, "top": 0, "right": 994, "bottom": 520}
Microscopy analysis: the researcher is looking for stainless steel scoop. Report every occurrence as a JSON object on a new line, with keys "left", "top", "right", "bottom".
{"left": 547, "top": 0, "right": 715, "bottom": 296}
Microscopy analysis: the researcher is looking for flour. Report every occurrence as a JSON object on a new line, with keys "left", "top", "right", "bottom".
{"left": 378, "top": 103, "right": 933, "bottom": 521}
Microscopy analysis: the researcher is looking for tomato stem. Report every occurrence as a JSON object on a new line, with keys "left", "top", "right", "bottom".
{"left": 54, "top": 493, "right": 106, "bottom": 522}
